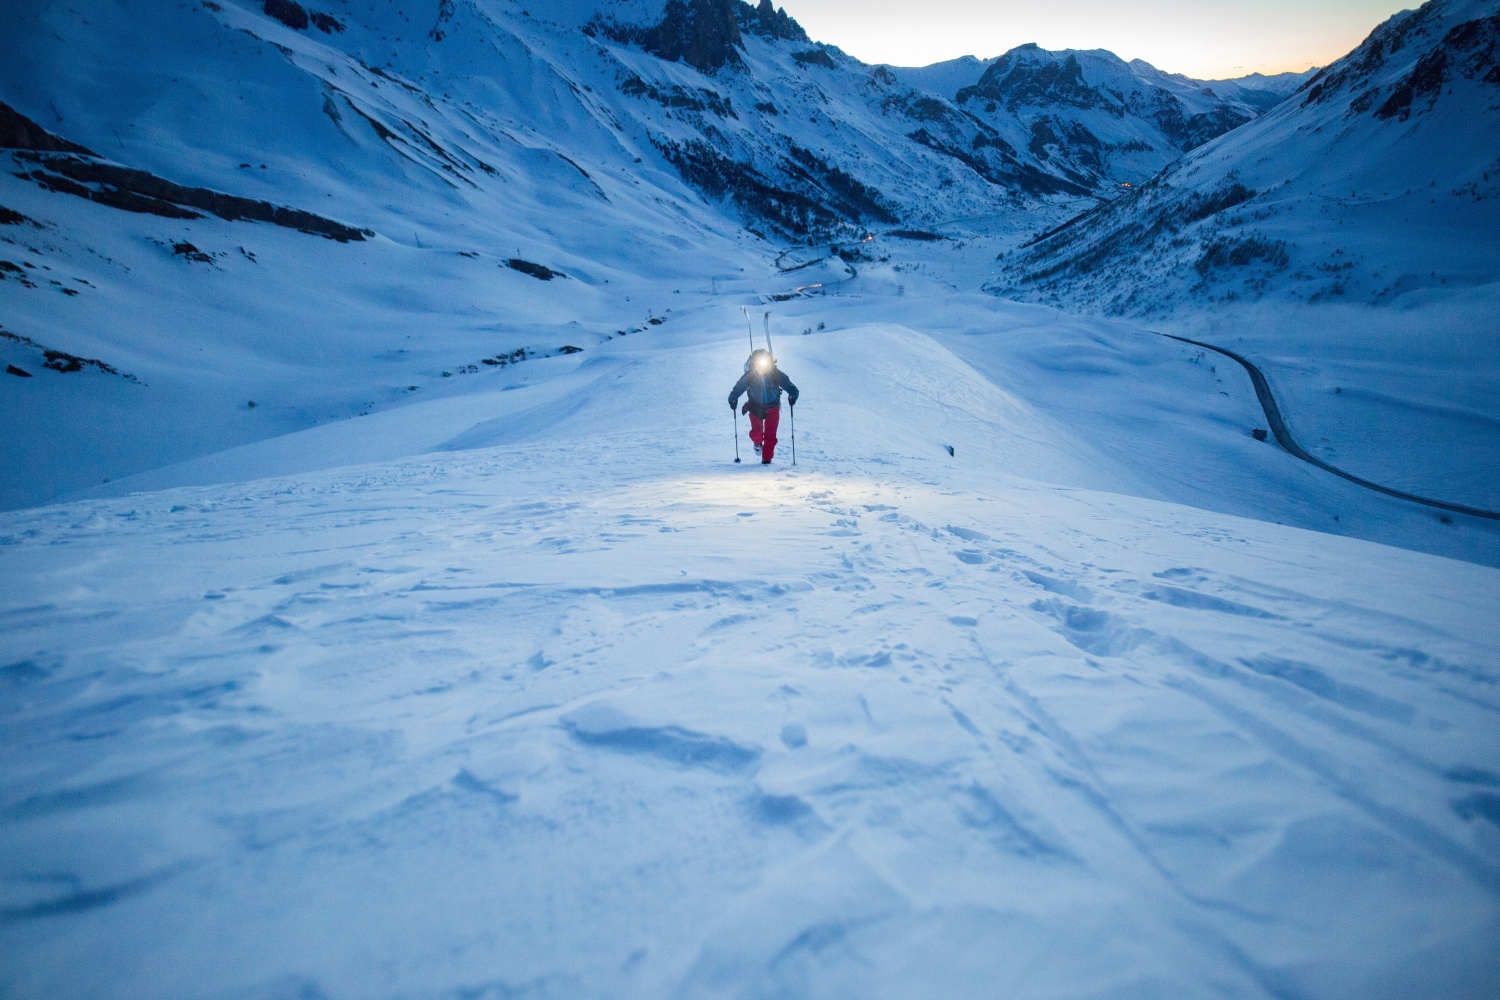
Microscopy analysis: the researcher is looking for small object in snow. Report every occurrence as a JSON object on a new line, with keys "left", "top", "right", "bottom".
{"left": 945, "top": 445, "right": 955, "bottom": 456}
{"left": 505, "top": 258, "right": 559, "bottom": 281}
{"left": 1252, "top": 428, "right": 1268, "bottom": 441}
{"left": 247, "top": 400, "right": 256, "bottom": 408}
{"left": 1334, "top": 387, "right": 1342, "bottom": 394}
{"left": 6, "top": 364, "right": 32, "bottom": 377}
{"left": 172, "top": 241, "right": 213, "bottom": 263}
{"left": 262, "top": 0, "right": 308, "bottom": 31}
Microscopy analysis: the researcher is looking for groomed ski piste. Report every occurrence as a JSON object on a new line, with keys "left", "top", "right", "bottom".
{"left": 3, "top": 0, "right": 1500, "bottom": 997}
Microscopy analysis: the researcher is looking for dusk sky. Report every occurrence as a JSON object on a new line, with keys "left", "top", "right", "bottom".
{"left": 783, "top": 0, "right": 1413, "bottom": 78}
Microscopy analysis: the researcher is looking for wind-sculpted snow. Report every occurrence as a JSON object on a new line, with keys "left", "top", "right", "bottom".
{"left": 2, "top": 334, "right": 1498, "bottom": 995}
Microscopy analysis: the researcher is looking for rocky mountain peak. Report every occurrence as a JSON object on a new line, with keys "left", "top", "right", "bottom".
{"left": 743, "top": 0, "right": 809, "bottom": 42}
{"left": 587, "top": 0, "right": 744, "bottom": 72}
{"left": 958, "top": 46, "right": 1111, "bottom": 112}
{"left": 650, "top": 0, "right": 743, "bottom": 71}
{"left": 1300, "top": 0, "right": 1499, "bottom": 122}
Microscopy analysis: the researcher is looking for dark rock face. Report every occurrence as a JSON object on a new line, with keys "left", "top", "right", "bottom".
{"left": 309, "top": 12, "right": 344, "bottom": 33}
{"left": 1, "top": 327, "right": 137, "bottom": 381}
{"left": 646, "top": 0, "right": 744, "bottom": 72}
{"left": 658, "top": 139, "right": 835, "bottom": 237}
{"left": 1303, "top": 3, "right": 1498, "bottom": 120}
{"left": 905, "top": 127, "right": 1089, "bottom": 196}
{"left": 0, "top": 204, "right": 39, "bottom": 226}
{"left": 740, "top": 0, "right": 808, "bottom": 42}
{"left": 172, "top": 241, "right": 214, "bottom": 263}
{"left": 655, "top": 134, "right": 896, "bottom": 239}
{"left": 261, "top": 0, "right": 343, "bottom": 34}
{"left": 3, "top": 98, "right": 371, "bottom": 240}
{"left": 0, "top": 101, "right": 95, "bottom": 155}
{"left": 262, "top": 0, "right": 309, "bottom": 31}
{"left": 959, "top": 48, "right": 1107, "bottom": 112}
{"left": 588, "top": 0, "right": 809, "bottom": 73}
{"left": 19, "top": 153, "right": 373, "bottom": 240}
{"left": 1376, "top": 13, "right": 1499, "bottom": 120}
{"left": 506, "top": 258, "right": 563, "bottom": 280}
{"left": 791, "top": 48, "right": 836, "bottom": 70}
{"left": 1302, "top": 4, "right": 1441, "bottom": 108}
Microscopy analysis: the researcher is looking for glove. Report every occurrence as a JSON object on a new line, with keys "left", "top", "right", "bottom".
{"left": 728, "top": 398, "right": 736, "bottom": 409}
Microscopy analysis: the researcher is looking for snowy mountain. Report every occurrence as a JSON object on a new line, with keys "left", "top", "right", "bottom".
{"left": 992, "top": 0, "right": 1500, "bottom": 315}
{"left": 887, "top": 45, "right": 1301, "bottom": 192}
{"left": 0, "top": 0, "right": 1219, "bottom": 509}
{"left": 886, "top": 53, "right": 1000, "bottom": 99}
{"left": 0, "top": 0, "right": 1042, "bottom": 507}
{"left": 3, "top": 3, "right": 1500, "bottom": 999}
{"left": 1202, "top": 68, "right": 1322, "bottom": 112}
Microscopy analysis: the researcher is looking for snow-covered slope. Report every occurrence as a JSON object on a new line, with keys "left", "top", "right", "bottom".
{"left": 0, "top": 0, "right": 1152, "bottom": 509}
{"left": 3, "top": 299, "right": 1499, "bottom": 1000}
{"left": 2, "top": 3, "right": 1500, "bottom": 997}
{"left": 1202, "top": 68, "right": 1322, "bottom": 112}
{"left": 958, "top": 0, "right": 1500, "bottom": 543}
{"left": 886, "top": 53, "right": 999, "bottom": 100}
{"left": 993, "top": 0, "right": 1500, "bottom": 314}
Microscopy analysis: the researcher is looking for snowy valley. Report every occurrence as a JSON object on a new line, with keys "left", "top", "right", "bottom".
{"left": 2, "top": 1, "right": 1498, "bottom": 998}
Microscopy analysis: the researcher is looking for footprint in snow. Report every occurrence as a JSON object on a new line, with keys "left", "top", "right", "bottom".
{"left": 561, "top": 704, "right": 760, "bottom": 774}
{"left": 1022, "top": 570, "right": 1093, "bottom": 604}
{"left": 1143, "top": 584, "right": 1283, "bottom": 620}
{"left": 1031, "top": 598, "right": 1145, "bottom": 658}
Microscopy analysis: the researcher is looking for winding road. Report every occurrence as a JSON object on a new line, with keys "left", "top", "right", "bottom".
{"left": 1159, "top": 332, "right": 1500, "bottom": 522}
{"left": 765, "top": 241, "right": 1497, "bottom": 523}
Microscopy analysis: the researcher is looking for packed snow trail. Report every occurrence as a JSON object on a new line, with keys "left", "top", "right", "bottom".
{"left": 2, "top": 327, "right": 1498, "bottom": 999}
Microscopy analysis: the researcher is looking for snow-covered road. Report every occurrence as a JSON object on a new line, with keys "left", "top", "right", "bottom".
{"left": 3, "top": 321, "right": 1498, "bottom": 999}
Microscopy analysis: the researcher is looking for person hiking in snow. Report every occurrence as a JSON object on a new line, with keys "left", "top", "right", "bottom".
{"left": 729, "top": 349, "right": 798, "bottom": 464}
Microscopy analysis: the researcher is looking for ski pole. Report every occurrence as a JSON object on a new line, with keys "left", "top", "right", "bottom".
{"left": 790, "top": 401, "right": 796, "bottom": 466}
{"left": 733, "top": 406, "right": 741, "bottom": 463}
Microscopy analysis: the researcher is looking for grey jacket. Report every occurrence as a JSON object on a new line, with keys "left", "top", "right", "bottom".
{"left": 730, "top": 366, "right": 798, "bottom": 416}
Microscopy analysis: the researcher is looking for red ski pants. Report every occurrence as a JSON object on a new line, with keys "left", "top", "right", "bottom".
{"left": 749, "top": 405, "right": 781, "bottom": 462}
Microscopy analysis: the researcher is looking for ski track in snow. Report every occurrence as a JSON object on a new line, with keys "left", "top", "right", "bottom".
{"left": 2, "top": 385, "right": 1498, "bottom": 998}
